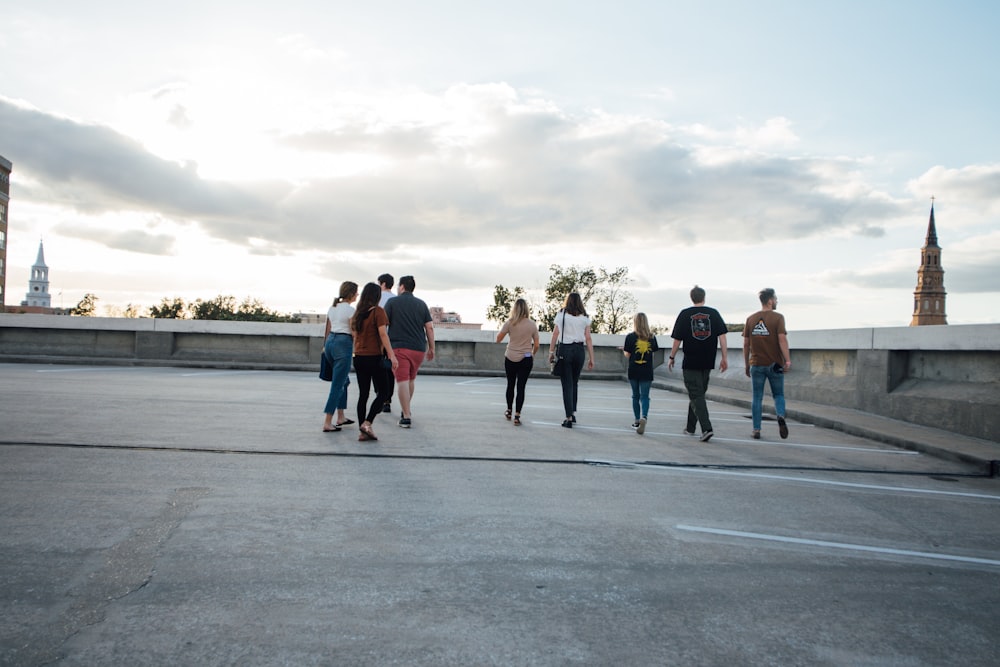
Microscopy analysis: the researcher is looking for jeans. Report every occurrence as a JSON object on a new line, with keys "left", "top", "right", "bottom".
{"left": 682, "top": 368, "right": 713, "bottom": 433}
{"left": 558, "top": 343, "right": 585, "bottom": 418}
{"left": 323, "top": 333, "right": 353, "bottom": 415}
{"left": 504, "top": 356, "right": 534, "bottom": 413}
{"left": 750, "top": 364, "right": 786, "bottom": 430}
{"left": 629, "top": 379, "right": 651, "bottom": 421}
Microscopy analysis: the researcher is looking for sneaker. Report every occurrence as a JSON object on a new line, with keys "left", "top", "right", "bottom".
{"left": 752, "top": 430, "right": 761, "bottom": 440}
{"left": 778, "top": 417, "right": 788, "bottom": 439}
{"left": 700, "top": 430, "right": 714, "bottom": 442}
{"left": 683, "top": 429, "right": 696, "bottom": 436}
{"left": 632, "top": 421, "right": 640, "bottom": 428}
{"left": 381, "top": 403, "right": 392, "bottom": 414}
{"left": 637, "top": 417, "right": 647, "bottom": 435}
{"left": 398, "top": 417, "right": 412, "bottom": 428}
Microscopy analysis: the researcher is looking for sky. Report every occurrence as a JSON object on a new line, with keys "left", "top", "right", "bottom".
{"left": 1, "top": 0, "right": 998, "bottom": 331}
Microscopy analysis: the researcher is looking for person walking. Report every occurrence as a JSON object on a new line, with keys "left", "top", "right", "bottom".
{"left": 322, "top": 281, "right": 357, "bottom": 433}
{"left": 623, "top": 312, "right": 659, "bottom": 435}
{"left": 383, "top": 275, "right": 435, "bottom": 428}
{"left": 496, "top": 298, "right": 540, "bottom": 426}
{"left": 351, "top": 282, "right": 398, "bottom": 442}
{"left": 668, "top": 285, "right": 729, "bottom": 442}
{"left": 377, "top": 273, "right": 396, "bottom": 414}
{"left": 743, "top": 287, "right": 791, "bottom": 440}
{"left": 548, "top": 292, "right": 594, "bottom": 429}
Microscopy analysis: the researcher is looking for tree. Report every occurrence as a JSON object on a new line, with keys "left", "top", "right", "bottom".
{"left": 149, "top": 297, "right": 187, "bottom": 319}
{"left": 592, "top": 267, "right": 637, "bottom": 335}
{"left": 70, "top": 293, "right": 98, "bottom": 317}
{"left": 540, "top": 264, "right": 600, "bottom": 331}
{"left": 486, "top": 284, "right": 526, "bottom": 326}
{"left": 122, "top": 303, "right": 141, "bottom": 319}
{"left": 189, "top": 295, "right": 300, "bottom": 322}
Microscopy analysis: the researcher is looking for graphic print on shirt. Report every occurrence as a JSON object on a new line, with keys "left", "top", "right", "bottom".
{"left": 690, "top": 313, "right": 712, "bottom": 340}
{"left": 633, "top": 338, "right": 654, "bottom": 365}
{"left": 751, "top": 319, "right": 770, "bottom": 337}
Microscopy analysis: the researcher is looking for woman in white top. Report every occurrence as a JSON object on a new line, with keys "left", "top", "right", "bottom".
{"left": 322, "top": 281, "right": 357, "bottom": 432}
{"left": 496, "top": 298, "right": 540, "bottom": 426}
{"left": 548, "top": 292, "right": 595, "bottom": 428}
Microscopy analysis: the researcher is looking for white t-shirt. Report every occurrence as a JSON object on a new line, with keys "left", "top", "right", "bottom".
{"left": 556, "top": 311, "right": 590, "bottom": 344}
{"left": 327, "top": 303, "right": 355, "bottom": 334}
{"left": 379, "top": 290, "right": 394, "bottom": 308}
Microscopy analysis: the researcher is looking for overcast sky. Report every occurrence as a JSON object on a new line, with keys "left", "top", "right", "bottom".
{"left": 2, "top": 0, "right": 998, "bottom": 330}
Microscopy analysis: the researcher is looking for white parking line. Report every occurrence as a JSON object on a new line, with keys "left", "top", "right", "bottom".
{"left": 675, "top": 524, "right": 1000, "bottom": 567}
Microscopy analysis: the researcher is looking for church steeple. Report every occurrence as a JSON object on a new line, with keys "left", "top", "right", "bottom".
{"left": 25, "top": 239, "right": 52, "bottom": 308}
{"left": 910, "top": 200, "right": 947, "bottom": 326}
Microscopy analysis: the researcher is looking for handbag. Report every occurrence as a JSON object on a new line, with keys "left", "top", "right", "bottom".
{"left": 319, "top": 352, "right": 333, "bottom": 381}
{"left": 549, "top": 312, "right": 566, "bottom": 376}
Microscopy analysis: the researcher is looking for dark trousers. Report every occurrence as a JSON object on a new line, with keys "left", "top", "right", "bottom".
{"left": 382, "top": 362, "right": 395, "bottom": 406}
{"left": 683, "top": 368, "right": 713, "bottom": 433}
{"left": 504, "top": 356, "right": 534, "bottom": 413}
{"left": 354, "top": 355, "right": 391, "bottom": 424}
{"left": 558, "top": 343, "right": 585, "bottom": 418}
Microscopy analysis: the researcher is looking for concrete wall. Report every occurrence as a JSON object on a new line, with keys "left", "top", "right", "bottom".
{"left": 2, "top": 314, "right": 997, "bottom": 441}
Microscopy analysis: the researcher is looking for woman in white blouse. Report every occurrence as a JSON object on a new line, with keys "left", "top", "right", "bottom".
{"left": 548, "top": 292, "right": 595, "bottom": 428}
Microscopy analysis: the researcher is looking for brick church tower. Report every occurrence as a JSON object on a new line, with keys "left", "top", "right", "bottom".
{"left": 910, "top": 201, "right": 947, "bottom": 326}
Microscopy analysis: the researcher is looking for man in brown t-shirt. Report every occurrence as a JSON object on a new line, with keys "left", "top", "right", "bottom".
{"left": 743, "top": 288, "right": 791, "bottom": 440}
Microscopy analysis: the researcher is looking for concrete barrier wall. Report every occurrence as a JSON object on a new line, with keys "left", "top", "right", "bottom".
{"left": 1, "top": 314, "right": 997, "bottom": 441}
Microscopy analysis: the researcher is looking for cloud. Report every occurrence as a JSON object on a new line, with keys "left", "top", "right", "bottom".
{"left": 53, "top": 222, "right": 176, "bottom": 255}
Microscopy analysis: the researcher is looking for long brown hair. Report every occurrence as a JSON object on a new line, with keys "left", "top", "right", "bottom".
{"left": 633, "top": 312, "right": 652, "bottom": 341}
{"left": 563, "top": 292, "right": 587, "bottom": 317}
{"left": 508, "top": 298, "right": 530, "bottom": 326}
{"left": 351, "top": 282, "right": 382, "bottom": 333}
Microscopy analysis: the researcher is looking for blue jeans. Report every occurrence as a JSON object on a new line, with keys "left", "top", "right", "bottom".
{"left": 323, "top": 333, "right": 353, "bottom": 415}
{"left": 750, "top": 365, "right": 786, "bottom": 430}
{"left": 629, "top": 379, "right": 651, "bottom": 421}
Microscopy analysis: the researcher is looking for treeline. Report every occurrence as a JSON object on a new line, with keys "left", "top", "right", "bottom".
{"left": 69, "top": 293, "right": 301, "bottom": 322}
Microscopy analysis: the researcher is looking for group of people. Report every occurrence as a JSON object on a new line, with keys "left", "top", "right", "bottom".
{"left": 321, "top": 274, "right": 435, "bottom": 440}
{"left": 324, "top": 280, "right": 791, "bottom": 442}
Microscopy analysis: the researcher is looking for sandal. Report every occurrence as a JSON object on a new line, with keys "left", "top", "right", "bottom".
{"left": 361, "top": 423, "right": 378, "bottom": 441}
{"left": 504, "top": 409, "right": 512, "bottom": 420}
{"left": 336, "top": 418, "right": 355, "bottom": 427}
{"left": 358, "top": 431, "right": 371, "bottom": 441}
{"left": 322, "top": 425, "right": 341, "bottom": 433}
{"left": 561, "top": 419, "right": 573, "bottom": 429}
{"left": 513, "top": 414, "right": 521, "bottom": 426}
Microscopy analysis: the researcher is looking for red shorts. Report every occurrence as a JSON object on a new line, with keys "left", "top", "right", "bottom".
{"left": 393, "top": 348, "right": 425, "bottom": 382}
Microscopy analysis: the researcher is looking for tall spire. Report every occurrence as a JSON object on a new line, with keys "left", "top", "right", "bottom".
{"left": 925, "top": 198, "right": 938, "bottom": 247}
{"left": 35, "top": 238, "right": 46, "bottom": 266}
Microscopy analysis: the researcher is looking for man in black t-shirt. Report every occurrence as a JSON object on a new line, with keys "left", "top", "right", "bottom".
{"left": 668, "top": 285, "right": 729, "bottom": 442}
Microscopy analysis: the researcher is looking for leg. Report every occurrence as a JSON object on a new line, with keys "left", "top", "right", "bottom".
{"left": 504, "top": 357, "right": 517, "bottom": 413}
{"left": 514, "top": 357, "right": 532, "bottom": 414}
{"left": 639, "top": 380, "right": 651, "bottom": 419}
{"left": 323, "top": 335, "right": 353, "bottom": 429}
{"left": 683, "top": 369, "right": 713, "bottom": 433}
{"left": 368, "top": 357, "right": 390, "bottom": 424}
{"left": 354, "top": 356, "right": 375, "bottom": 426}
{"left": 750, "top": 366, "right": 766, "bottom": 432}
{"left": 629, "top": 379, "right": 641, "bottom": 421}
{"left": 568, "top": 346, "right": 584, "bottom": 415}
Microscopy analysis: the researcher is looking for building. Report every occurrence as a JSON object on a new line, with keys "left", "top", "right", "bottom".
{"left": 430, "top": 306, "right": 481, "bottom": 330}
{"left": 910, "top": 202, "right": 947, "bottom": 326}
{"left": 0, "top": 155, "right": 10, "bottom": 309}
{"left": 23, "top": 240, "right": 53, "bottom": 308}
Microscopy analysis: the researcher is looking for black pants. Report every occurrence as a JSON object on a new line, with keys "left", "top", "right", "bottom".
{"left": 354, "top": 355, "right": 391, "bottom": 424}
{"left": 558, "top": 343, "right": 585, "bottom": 418}
{"left": 504, "top": 356, "right": 534, "bottom": 413}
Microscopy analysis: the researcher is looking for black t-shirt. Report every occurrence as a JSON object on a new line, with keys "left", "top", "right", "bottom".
{"left": 671, "top": 306, "right": 726, "bottom": 370}
{"left": 624, "top": 332, "right": 659, "bottom": 382}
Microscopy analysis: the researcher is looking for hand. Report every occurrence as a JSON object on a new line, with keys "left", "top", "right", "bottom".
{"left": 667, "top": 359, "right": 674, "bottom": 371}
{"left": 719, "top": 357, "right": 728, "bottom": 372}
{"left": 426, "top": 347, "right": 435, "bottom": 361}
{"left": 587, "top": 358, "right": 594, "bottom": 370}
{"left": 391, "top": 357, "right": 399, "bottom": 370}
{"left": 745, "top": 367, "right": 751, "bottom": 378}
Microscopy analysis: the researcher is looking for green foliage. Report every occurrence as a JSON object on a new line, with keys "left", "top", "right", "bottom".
{"left": 187, "top": 295, "right": 300, "bottom": 322}
{"left": 486, "top": 284, "right": 526, "bottom": 325}
{"left": 540, "top": 264, "right": 600, "bottom": 331}
{"left": 149, "top": 297, "right": 187, "bottom": 319}
{"left": 592, "top": 266, "right": 637, "bottom": 335}
{"left": 70, "top": 293, "right": 98, "bottom": 317}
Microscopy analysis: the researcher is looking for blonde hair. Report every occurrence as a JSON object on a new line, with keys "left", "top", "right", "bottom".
{"left": 633, "top": 312, "right": 652, "bottom": 340}
{"left": 508, "top": 298, "right": 530, "bottom": 326}
{"left": 333, "top": 281, "right": 358, "bottom": 307}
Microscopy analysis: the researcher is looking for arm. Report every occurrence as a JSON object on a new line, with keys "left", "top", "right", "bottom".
{"left": 743, "top": 335, "right": 751, "bottom": 377}
{"left": 778, "top": 333, "right": 791, "bottom": 370}
{"left": 377, "top": 324, "right": 399, "bottom": 370}
{"left": 324, "top": 317, "right": 331, "bottom": 338}
{"left": 548, "top": 323, "right": 560, "bottom": 360}
{"left": 532, "top": 330, "right": 540, "bottom": 356}
{"left": 667, "top": 339, "right": 681, "bottom": 371}
{"left": 495, "top": 321, "right": 509, "bottom": 344}
{"left": 424, "top": 322, "right": 435, "bottom": 361}
{"left": 584, "top": 329, "right": 595, "bottom": 370}
{"left": 718, "top": 333, "right": 729, "bottom": 372}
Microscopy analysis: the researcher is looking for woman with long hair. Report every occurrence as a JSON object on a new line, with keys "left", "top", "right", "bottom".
{"left": 548, "top": 292, "right": 595, "bottom": 428}
{"left": 623, "top": 312, "right": 659, "bottom": 435}
{"left": 322, "top": 281, "right": 358, "bottom": 432}
{"left": 351, "top": 282, "right": 398, "bottom": 441}
{"left": 496, "top": 298, "right": 539, "bottom": 426}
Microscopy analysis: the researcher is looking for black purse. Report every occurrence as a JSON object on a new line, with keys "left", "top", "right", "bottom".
{"left": 550, "top": 312, "right": 566, "bottom": 376}
{"left": 319, "top": 352, "right": 333, "bottom": 381}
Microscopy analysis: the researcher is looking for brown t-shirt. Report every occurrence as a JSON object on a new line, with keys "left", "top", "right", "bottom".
{"left": 499, "top": 317, "right": 539, "bottom": 362}
{"left": 743, "top": 310, "right": 787, "bottom": 367}
{"left": 353, "top": 306, "right": 389, "bottom": 356}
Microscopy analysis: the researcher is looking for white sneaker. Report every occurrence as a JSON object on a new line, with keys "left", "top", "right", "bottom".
{"left": 637, "top": 417, "right": 647, "bottom": 435}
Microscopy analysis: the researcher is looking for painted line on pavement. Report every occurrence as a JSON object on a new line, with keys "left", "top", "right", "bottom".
{"left": 675, "top": 524, "right": 1000, "bottom": 567}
